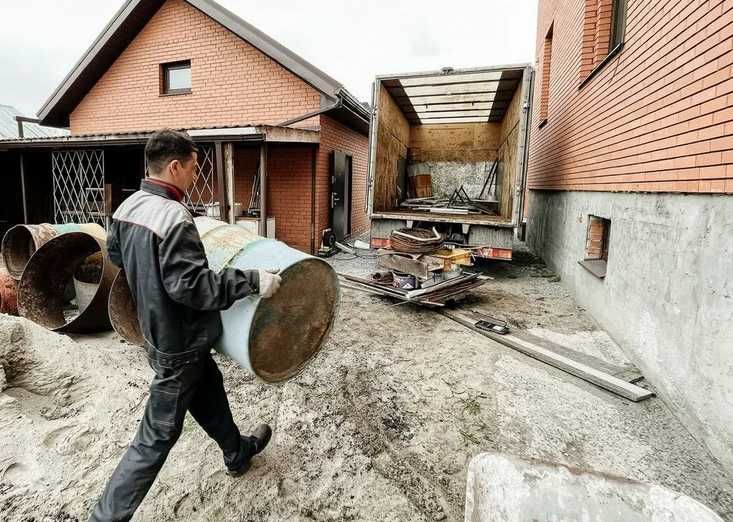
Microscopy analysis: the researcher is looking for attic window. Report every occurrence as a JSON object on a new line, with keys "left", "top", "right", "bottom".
{"left": 161, "top": 60, "right": 191, "bottom": 95}
{"left": 579, "top": 215, "right": 610, "bottom": 278}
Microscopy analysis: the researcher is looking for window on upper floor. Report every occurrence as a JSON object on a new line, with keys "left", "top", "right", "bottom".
{"left": 539, "top": 23, "right": 553, "bottom": 127}
{"left": 161, "top": 60, "right": 192, "bottom": 95}
{"left": 580, "top": 0, "right": 627, "bottom": 86}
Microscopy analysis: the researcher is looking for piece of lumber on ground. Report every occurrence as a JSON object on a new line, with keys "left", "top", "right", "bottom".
{"left": 442, "top": 310, "right": 653, "bottom": 402}
{"left": 510, "top": 329, "right": 644, "bottom": 384}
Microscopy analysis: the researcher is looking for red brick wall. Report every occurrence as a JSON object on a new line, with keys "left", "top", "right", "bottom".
{"left": 528, "top": 0, "right": 733, "bottom": 194}
{"left": 70, "top": 0, "right": 321, "bottom": 134}
{"left": 315, "top": 115, "right": 370, "bottom": 242}
{"left": 266, "top": 144, "right": 314, "bottom": 252}
{"left": 232, "top": 144, "right": 314, "bottom": 252}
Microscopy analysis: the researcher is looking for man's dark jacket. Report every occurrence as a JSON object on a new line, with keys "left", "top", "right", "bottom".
{"left": 107, "top": 179, "right": 259, "bottom": 368}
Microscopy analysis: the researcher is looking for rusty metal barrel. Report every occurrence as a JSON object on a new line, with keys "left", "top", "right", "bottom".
{"left": 0, "top": 268, "right": 18, "bottom": 315}
{"left": 17, "top": 225, "right": 119, "bottom": 332}
{"left": 1, "top": 223, "right": 102, "bottom": 280}
{"left": 109, "top": 216, "right": 340, "bottom": 383}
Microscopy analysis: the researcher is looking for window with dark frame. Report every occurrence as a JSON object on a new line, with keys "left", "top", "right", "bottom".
{"left": 579, "top": 0, "right": 627, "bottom": 85}
{"left": 610, "top": 0, "right": 627, "bottom": 51}
{"left": 539, "top": 23, "right": 553, "bottom": 127}
{"left": 161, "top": 60, "right": 191, "bottom": 95}
{"left": 579, "top": 215, "right": 611, "bottom": 278}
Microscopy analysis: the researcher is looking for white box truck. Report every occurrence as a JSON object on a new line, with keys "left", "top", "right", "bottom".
{"left": 367, "top": 64, "right": 533, "bottom": 260}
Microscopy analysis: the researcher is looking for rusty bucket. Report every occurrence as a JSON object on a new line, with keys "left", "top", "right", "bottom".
{"left": 109, "top": 216, "right": 340, "bottom": 382}
{"left": 18, "top": 229, "right": 118, "bottom": 333}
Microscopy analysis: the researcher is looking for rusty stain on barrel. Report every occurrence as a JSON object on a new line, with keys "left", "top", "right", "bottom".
{"left": 18, "top": 230, "right": 118, "bottom": 332}
{"left": 1, "top": 224, "right": 59, "bottom": 279}
{"left": 0, "top": 268, "right": 18, "bottom": 315}
{"left": 247, "top": 258, "right": 338, "bottom": 382}
{"left": 109, "top": 270, "right": 144, "bottom": 346}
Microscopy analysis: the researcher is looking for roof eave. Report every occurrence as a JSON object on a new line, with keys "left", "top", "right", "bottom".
{"left": 37, "top": 0, "right": 348, "bottom": 127}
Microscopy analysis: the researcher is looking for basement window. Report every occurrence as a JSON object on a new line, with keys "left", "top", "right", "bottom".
{"left": 161, "top": 60, "right": 191, "bottom": 95}
{"left": 579, "top": 215, "right": 610, "bottom": 278}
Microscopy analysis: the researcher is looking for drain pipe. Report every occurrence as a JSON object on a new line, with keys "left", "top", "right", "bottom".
{"left": 277, "top": 99, "right": 341, "bottom": 127}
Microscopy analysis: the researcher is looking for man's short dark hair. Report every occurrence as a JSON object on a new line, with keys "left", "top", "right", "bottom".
{"left": 145, "top": 129, "right": 199, "bottom": 175}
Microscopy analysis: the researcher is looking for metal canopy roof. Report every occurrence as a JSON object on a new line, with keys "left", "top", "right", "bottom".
{"left": 0, "top": 124, "right": 319, "bottom": 149}
{"left": 381, "top": 67, "right": 524, "bottom": 124}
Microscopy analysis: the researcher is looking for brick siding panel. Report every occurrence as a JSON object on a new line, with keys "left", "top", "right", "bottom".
{"left": 528, "top": 0, "right": 733, "bottom": 194}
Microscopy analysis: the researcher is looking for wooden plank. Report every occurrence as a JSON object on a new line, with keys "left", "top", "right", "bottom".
{"left": 442, "top": 310, "right": 653, "bottom": 402}
{"left": 374, "top": 84, "right": 410, "bottom": 211}
{"left": 223, "top": 143, "right": 235, "bottom": 224}
{"left": 510, "top": 329, "right": 644, "bottom": 384}
{"left": 408, "top": 123, "right": 500, "bottom": 163}
{"left": 259, "top": 143, "right": 267, "bottom": 236}
{"left": 214, "top": 142, "right": 227, "bottom": 220}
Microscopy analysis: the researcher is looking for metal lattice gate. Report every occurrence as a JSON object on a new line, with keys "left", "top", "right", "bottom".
{"left": 52, "top": 149, "right": 107, "bottom": 228}
{"left": 186, "top": 144, "right": 216, "bottom": 215}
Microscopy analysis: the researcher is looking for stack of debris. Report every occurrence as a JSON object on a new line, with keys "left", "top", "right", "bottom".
{"left": 338, "top": 227, "right": 489, "bottom": 307}
{"left": 399, "top": 162, "right": 500, "bottom": 215}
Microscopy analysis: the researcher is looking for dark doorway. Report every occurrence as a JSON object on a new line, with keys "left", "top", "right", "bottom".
{"left": 330, "top": 151, "right": 352, "bottom": 241}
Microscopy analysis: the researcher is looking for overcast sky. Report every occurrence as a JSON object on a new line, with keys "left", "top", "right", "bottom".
{"left": 0, "top": 0, "right": 538, "bottom": 117}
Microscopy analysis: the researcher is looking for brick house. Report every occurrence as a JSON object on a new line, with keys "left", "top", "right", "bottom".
{"left": 0, "top": 0, "right": 370, "bottom": 253}
{"left": 526, "top": 0, "right": 733, "bottom": 469}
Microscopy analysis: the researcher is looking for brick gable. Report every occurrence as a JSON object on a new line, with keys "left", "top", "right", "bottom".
{"left": 70, "top": 0, "right": 321, "bottom": 134}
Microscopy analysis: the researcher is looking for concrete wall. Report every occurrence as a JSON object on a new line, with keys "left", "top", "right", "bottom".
{"left": 526, "top": 189, "right": 733, "bottom": 470}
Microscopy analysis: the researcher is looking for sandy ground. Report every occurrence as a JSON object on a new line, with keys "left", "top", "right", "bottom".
{"left": 1, "top": 246, "right": 732, "bottom": 521}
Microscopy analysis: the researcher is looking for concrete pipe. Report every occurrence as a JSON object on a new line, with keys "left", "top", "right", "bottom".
{"left": 109, "top": 216, "right": 340, "bottom": 383}
{"left": 1, "top": 223, "right": 104, "bottom": 280}
{"left": 0, "top": 268, "right": 18, "bottom": 315}
{"left": 18, "top": 228, "right": 118, "bottom": 333}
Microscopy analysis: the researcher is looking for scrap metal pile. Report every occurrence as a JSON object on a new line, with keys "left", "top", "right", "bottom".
{"left": 399, "top": 162, "right": 500, "bottom": 215}
{"left": 0, "top": 223, "right": 118, "bottom": 333}
{"left": 338, "top": 227, "right": 489, "bottom": 307}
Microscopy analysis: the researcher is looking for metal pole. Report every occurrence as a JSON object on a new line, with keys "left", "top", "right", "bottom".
{"left": 224, "top": 143, "right": 235, "bottom": 224}
{"left": 310, "top": 145, "right": 317, "bottom": 253}
{"left": 259, "top": 142, "right": 268, "bottom": 237}
{"left": 214, "top": 142, "right": 226, "bottom": 220}
{"left": 19, "top": 152, "right": 28, "bottom": 224}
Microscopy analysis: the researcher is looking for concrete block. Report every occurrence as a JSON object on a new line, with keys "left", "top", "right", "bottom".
{"left": 465, "top": 452, "right": 723, "bottom": 522}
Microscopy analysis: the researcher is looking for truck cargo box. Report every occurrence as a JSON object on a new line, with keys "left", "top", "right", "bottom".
{"left": 367, "top": 64, "right": 533, "bottom": 260}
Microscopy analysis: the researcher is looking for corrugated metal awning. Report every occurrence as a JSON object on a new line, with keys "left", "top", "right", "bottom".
{"left": 0, "top": 124, "right": 320, "bottom": 149}
{"left": 0, "top": 105, "right": 69, "bottom": 139}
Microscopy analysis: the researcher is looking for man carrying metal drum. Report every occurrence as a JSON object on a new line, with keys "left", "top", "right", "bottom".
{"left": 89, "top": 129, "right": 281, "bottom": 521}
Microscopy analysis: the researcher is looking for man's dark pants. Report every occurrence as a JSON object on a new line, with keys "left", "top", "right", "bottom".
{"left": 90, "top": 353, "right": 247, "bottom": 521}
